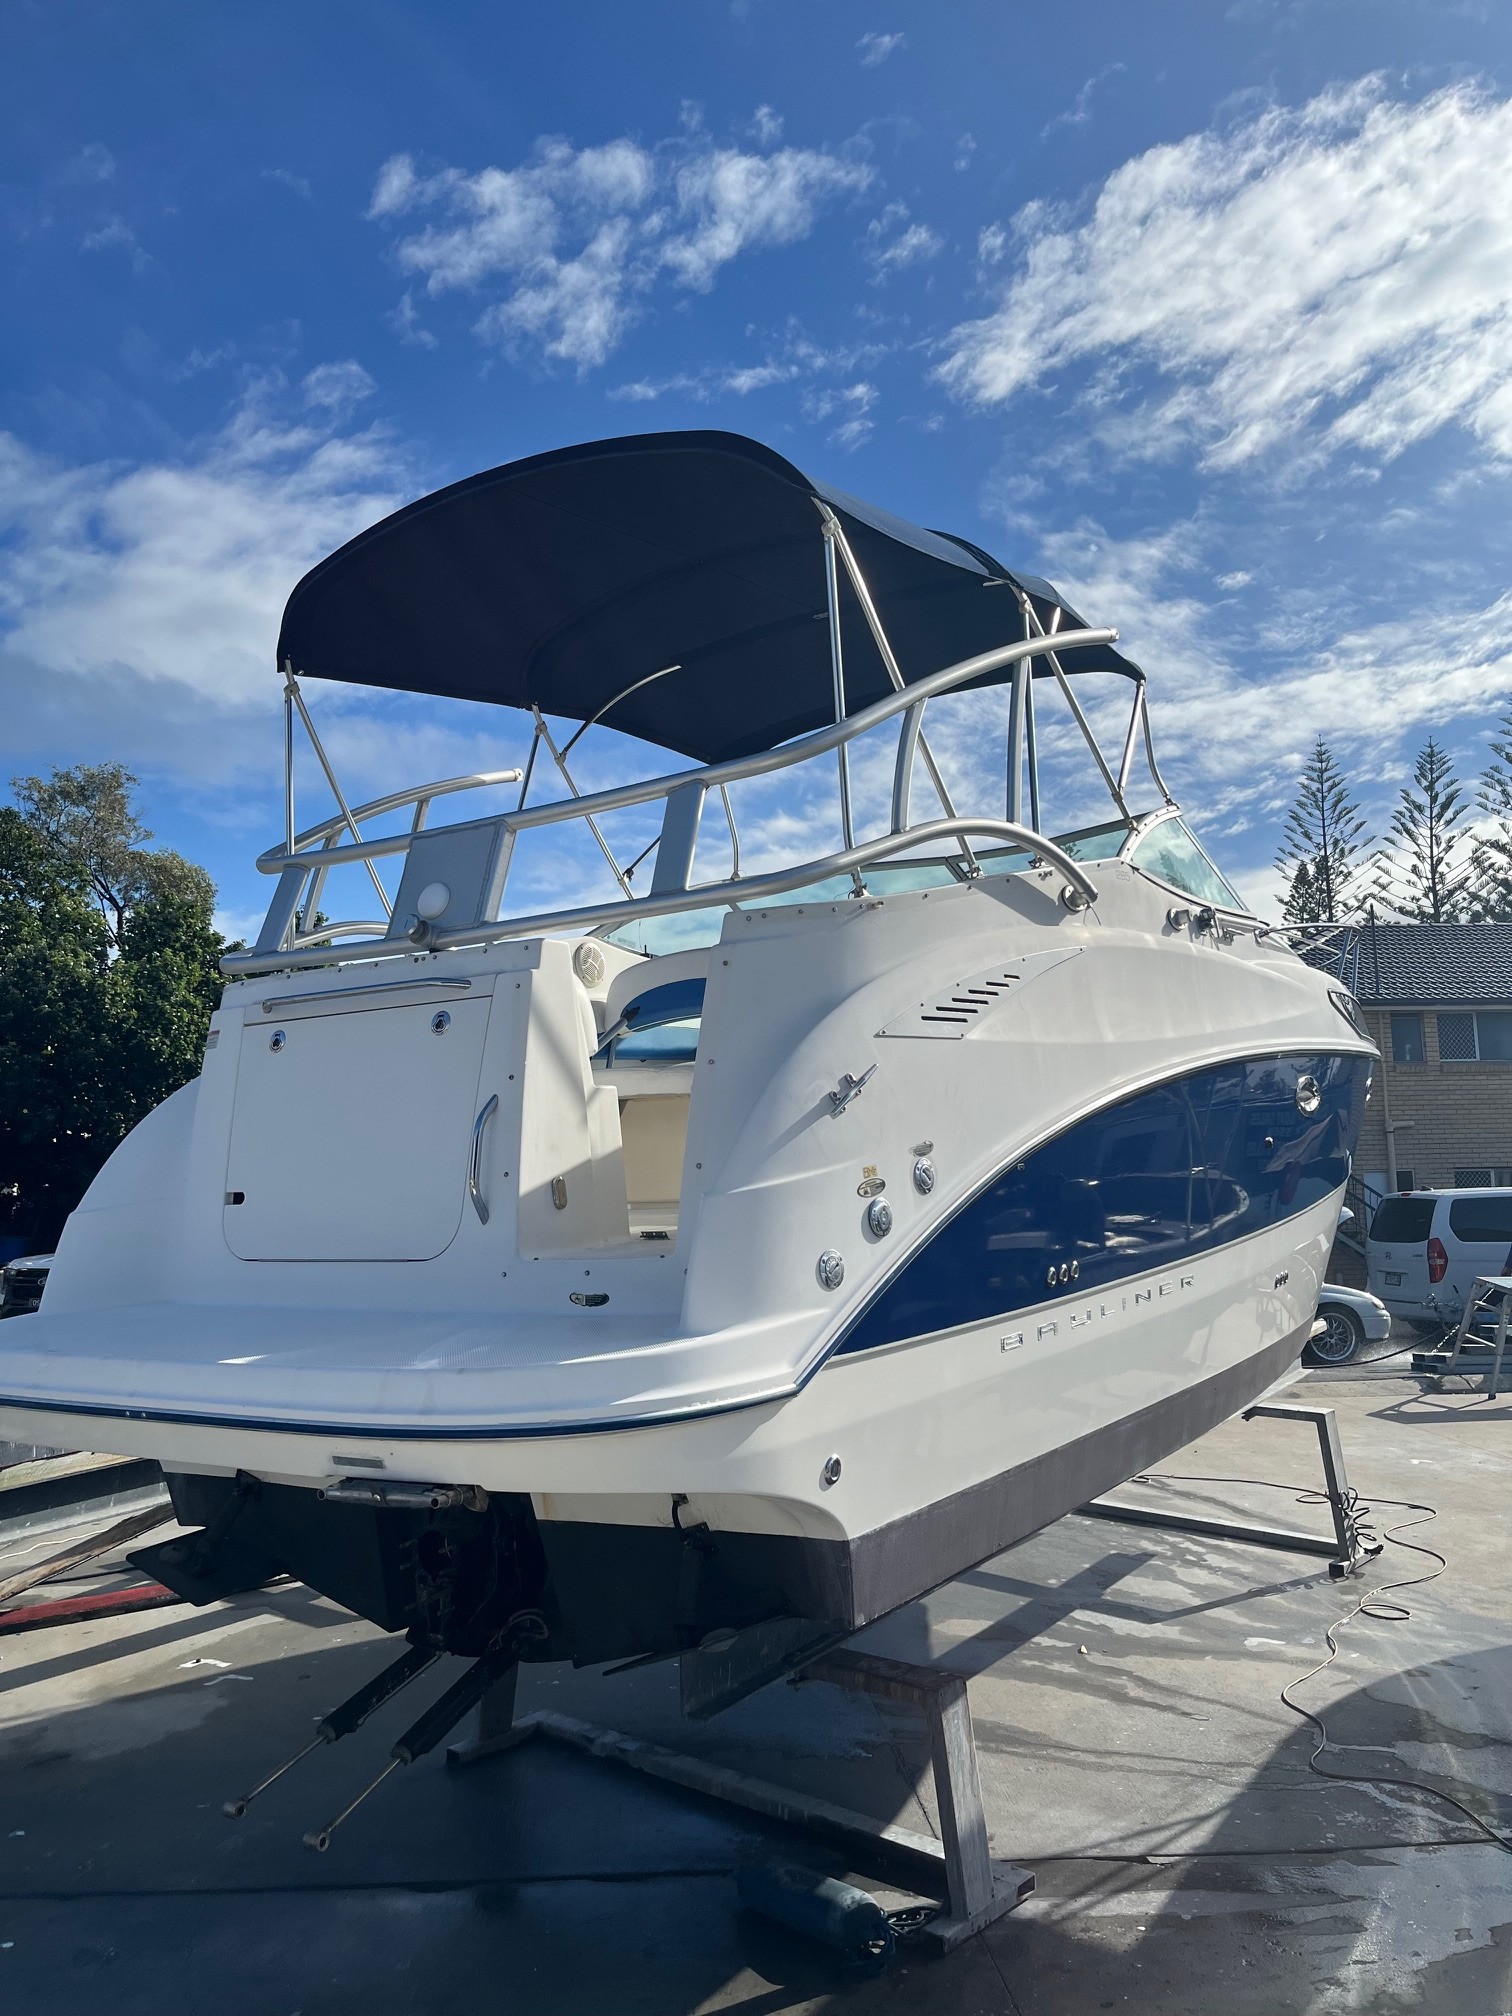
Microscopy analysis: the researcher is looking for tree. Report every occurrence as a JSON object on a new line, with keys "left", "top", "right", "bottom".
{"left": 1471, "top": 706, "right": 1512, "bottom": 921}
{"left": 0, "top": 772, "right": 226, "bottom": 1251}
{"left": 1281, "top": 858, "right": 1324, "bottom": 924}
{"left": 1274, "top": 739, "right": 1371, "bottom": 924}
{"left": 0, "top": 809, "right": 115, "bottom": 1250}
{"left": 1379, "top": 737, "right": 1469, "bottom": 923}
{"left": 10, "top": 761, "right": 213, "bottom": 947}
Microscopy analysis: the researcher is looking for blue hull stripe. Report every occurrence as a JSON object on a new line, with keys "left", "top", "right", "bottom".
{"left": 836, "top": 1051, "right": 1371, "bottom": 1358}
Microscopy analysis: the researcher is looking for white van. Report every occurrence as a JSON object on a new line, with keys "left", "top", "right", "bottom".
{"left": 1366, "top": 1189, "right": 1512, "bottom": 1327}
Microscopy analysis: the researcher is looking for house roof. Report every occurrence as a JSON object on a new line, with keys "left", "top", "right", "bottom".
{"left": 1355, "top": 920, "right": 1512, "bottom": 1007}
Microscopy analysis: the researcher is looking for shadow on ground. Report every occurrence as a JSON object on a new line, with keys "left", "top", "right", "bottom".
{"left": 2, "top": 1528, "right": 1510, "bottom": 2014}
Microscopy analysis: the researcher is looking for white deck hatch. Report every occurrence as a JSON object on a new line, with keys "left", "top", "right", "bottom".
{"left": 223, "top": 994, "right": 494, "bottom": 1260}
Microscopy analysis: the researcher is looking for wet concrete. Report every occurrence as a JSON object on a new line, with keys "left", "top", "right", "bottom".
{"left": 1, "top": 1369, "right": 1509, "bottom": 2012}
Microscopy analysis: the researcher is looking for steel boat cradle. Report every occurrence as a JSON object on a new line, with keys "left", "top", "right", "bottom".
{"left": 0, "top": 431, "right": 1373, "bottom": 1826}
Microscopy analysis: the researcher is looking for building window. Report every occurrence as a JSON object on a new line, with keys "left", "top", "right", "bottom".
{"left": 1436, "top": 1010, "right": 1512, "bottom": 1062}
{"left": 1391, "top": 1012, "right": 1425, "bottom": 1064}
{"left": 1395, "top": 1168, "right": 1416, "bottom": 1191}
{"left": 1454, "top": 1166, "right": 1512, "bottom": 1188}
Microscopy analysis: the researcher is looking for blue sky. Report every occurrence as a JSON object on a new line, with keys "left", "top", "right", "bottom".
{"left": 4, "top": 0, "right": 1511, "bottom": 935}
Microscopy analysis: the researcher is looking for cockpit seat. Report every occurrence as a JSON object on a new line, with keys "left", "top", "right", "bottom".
{"left": 593, "top": 947, "right": 712, "bottom": 1234}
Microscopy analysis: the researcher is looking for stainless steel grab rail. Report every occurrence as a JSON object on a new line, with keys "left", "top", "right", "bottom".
{"left": 230, "top": 817, "right": 1102, "bottom": 978}
{"left": 258, "top": 977, "right": 474, "bottom": 1014}
{"left": 469, "top": 1094, "right": 499, "bottom": 1225}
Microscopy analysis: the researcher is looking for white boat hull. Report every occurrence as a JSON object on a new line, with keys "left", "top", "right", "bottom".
{"left": 0, "top": 868, "right": 1369, "bottom": 1674}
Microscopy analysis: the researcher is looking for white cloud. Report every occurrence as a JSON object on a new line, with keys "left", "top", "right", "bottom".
{"left": 370, "top": 126, "right": 871, "bottom": 372}
{"left": 1041, "top": 63, "right": 1126, "bottom": 139}
{"left": 940, "top": 78, "right": 1512, "bottom": 473}
{"left": 749, "top": 105, "right": 784, "bottom": 144}
{"left": 262, "top": 167, "right": 313, "bottom": 202}
{"left": 856, "top": 30, "right": 905, "bottom": 66}
{"left": 301, "top": 360, "right": 377, "bottom": 417}
{"left": 262, "top": 167, "right": 312, "bottom": 200}
{"left": 863, "top": 202, "right": 944, "bottom": 281}
{"left": 80, "top": 215, "right": 152, "bottom": 273}
{"left": 976, "top": 222, "right": 1007, "bottom": 268}
{"left": 387, "top": 290, "right": 437, "bottom": 350}
{"left": 609, "top": 360, "right": 801, "bottom": 403}
{"left": 367, "top": 152, "right": 420, "bottom": 219}
{"left": 1016, "top": 513, "right": 1512, "bottom": 864}
{"left": 803, "top": 380, "right": 877, "bottom": 450}
{"left": 61, "top": 143, "right": 116, "bottom": 185}
{"left": 608, "top": 326, "right": 886, "bottom": 407}
{"left": 954, "top": 133, "right": 977, "bottom": 172}
{"left": 0, "top": 382, "right": 406, "bottom": 721}
{"left": 663, "top": 146, "right": 872, "bottom": 291}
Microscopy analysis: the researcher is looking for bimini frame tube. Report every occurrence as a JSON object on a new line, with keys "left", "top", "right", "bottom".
{"left": 816, "top": 504, "right": 978, "bottom": 877}
{"left": 283, "top": 667, "right": 391, "bottom": 921}
{"left": 821, "top": 524, "right": 856, "bottom": 854}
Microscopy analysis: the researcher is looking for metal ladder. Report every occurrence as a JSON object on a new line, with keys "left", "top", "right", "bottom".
{"left": 1435, "top": 1275, "right": 1512, "bottom": 1397}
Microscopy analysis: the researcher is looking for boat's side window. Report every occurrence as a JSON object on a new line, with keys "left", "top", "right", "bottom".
{"left": 1130, "top": 819, "right": 1244, "bottom": 911}
{"left": 598, "top": 976, "right": 705, "bottom": 1064}
{"left": 836, "top": 1054, "right": 1368, "bottom": 1355}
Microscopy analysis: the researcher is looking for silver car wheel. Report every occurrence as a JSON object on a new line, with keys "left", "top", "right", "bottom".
{"left": 1311, "top": 1306, "right": 1364, "bottom": 1365}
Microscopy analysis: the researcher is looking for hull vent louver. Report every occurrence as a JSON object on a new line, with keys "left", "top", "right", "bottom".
{"left": 877, "top": 946, "right": 1083, "bottom": 1041}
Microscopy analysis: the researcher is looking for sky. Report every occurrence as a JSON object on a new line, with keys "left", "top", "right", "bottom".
{"left": 4, "top": 0, "right": 1512, "bottom": 937}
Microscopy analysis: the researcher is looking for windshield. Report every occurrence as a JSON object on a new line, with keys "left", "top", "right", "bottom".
{"left": 1128, "top": 817, "right": 1246, "bottom": 912}
{"left": 599, "top": 820, "right": 1134, "bottom": 956}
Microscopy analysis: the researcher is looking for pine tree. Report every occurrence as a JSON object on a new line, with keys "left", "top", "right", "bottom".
{"left": 1471, "top": 706, "right": 1512, "bottom": 921}
{"left": 1381, "top": 737, "right": 1468, "bottom": 923}
{"left": 1281, "top": 858, "right": 1323, "bottom": 923}
{"left": 1274, "top": 738, "right": 1370, "bottom": 924}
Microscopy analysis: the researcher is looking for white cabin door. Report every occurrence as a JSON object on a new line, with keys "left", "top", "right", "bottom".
{"left": 223, "top": 994, "right": 493, "bottom": 1261}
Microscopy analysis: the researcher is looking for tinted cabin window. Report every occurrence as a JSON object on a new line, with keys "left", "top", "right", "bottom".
{"left": 839, "top": 1053, "right": 1366, "bottom": 1354}
{"left": 1390, "top": 1013, "right": 1425, "bottom": 1064}
{"left": 1369, "top": 1196, "right": 1434, "bottom": 1243}
{"left": 1447, "top": 1196, "right": 1512, "bottom": 1244}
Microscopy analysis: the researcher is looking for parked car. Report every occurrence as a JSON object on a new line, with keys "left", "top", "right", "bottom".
{"left": 0, "top": 1253, "right": 52, "bottom": 1318}
{"left": 1307, "top": 1283, "right": 1391, "bottom": 1366}
{"left": 1366, "top": 1188, "right": 1512, "bottom": 1327}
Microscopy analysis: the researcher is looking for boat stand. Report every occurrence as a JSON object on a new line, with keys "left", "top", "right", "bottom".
{"left": 1428, "top": 1275, "right": 1512, "bottom": 1398}
{"left": 448, "top": 1645, "right": 1033, "bottom": 1952}
{"left": 1080, "top": 1400, "right": 1380, "bottom": 1579}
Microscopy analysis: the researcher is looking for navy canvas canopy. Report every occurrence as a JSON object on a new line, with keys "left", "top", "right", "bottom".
{"left": 276, "top": 430, "right": 1138, "bottom": 764}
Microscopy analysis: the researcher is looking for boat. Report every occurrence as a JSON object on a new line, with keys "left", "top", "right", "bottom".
{"left": 0, "top": 430, "right": 1373, "bottom": 1726}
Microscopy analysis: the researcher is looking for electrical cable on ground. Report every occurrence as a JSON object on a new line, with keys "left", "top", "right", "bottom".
{"left": 1131, "top": 1460, "right": 1512, "bottom": 1856}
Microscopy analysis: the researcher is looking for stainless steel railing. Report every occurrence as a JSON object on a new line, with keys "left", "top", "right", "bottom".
{"left": 224, "top": 629, "right": 1118, "bottom": 977}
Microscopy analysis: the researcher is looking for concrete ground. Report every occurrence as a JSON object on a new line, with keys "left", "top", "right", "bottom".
{"left": 2, "top": 1360, "right": 1509, "bottom": 2014}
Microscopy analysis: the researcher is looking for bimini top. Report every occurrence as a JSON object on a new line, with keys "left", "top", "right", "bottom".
{"left": 276, "top": 429, "right": 1139, "bottom": 765}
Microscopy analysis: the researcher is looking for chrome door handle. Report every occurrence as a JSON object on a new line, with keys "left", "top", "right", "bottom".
{"left": 469, "top": 1094, "right": 499, "bottom": 1224}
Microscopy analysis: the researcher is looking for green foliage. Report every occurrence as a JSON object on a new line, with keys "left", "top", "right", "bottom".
{"left": 1274, "top": 739, "right": 1371, "bottom": 925}
{"left": 0, "top": 770, "right": 225, "bottom": 1252}
{"left": 1379, "top": 737, "right": 1469, "bottom": 923}
{"left": 1281, "top": 858, "right": 1325, "bottom": 924}
{"left": 1471, "top": 707, "right": 1512, "bottom": 922}
{"left": 10, "top": 761, "right": 213, "bottom": 947}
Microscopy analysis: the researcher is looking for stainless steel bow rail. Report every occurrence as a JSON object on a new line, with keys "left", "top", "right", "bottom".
{"left": 1080, "top": 1399, "right": 1382, "bottom": 1580}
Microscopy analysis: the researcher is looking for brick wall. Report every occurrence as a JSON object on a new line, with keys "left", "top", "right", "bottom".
{"left": 1357, "top": 1006, "right": 1512, "bottom": 1188}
